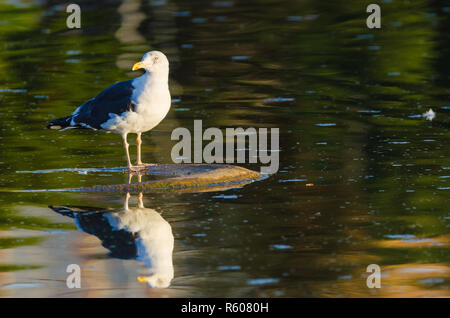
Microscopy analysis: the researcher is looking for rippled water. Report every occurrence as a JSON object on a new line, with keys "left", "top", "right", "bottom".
{"left": 0, "top": 0, "right": 449, "bottom": 297}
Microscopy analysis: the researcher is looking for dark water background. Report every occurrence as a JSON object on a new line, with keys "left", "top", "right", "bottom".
{"left": 0, "top": 0, "right": 449, "bottom": 297}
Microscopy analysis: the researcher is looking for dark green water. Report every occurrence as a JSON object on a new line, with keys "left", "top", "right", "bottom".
{"left": 0, "top": 0, "right": 449, "bottom": 297}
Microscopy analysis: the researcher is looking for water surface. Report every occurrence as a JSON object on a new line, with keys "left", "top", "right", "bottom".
{"left": 0, "top": 0, "right": 449, "bottom": 297}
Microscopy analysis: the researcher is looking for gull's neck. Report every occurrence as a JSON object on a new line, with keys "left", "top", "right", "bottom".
{"left": 131, "top": 69, "right": 170, "bottom": 106}
{"left": 140, "top": 69, "right": 169, "bottom": 87}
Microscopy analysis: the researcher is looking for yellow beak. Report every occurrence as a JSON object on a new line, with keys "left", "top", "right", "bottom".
{"left": 132, "top": 61, "right": 145, "bottom": 71}
{"left": 137, "top": 275, "right": 151, "bottom": 283}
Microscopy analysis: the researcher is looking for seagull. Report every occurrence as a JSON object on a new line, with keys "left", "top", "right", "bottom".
{"left": 47, "top": 51, "right": 171, "bottom": 171}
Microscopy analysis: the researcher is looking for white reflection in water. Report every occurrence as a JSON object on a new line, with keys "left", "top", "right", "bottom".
{"left": 50, "top": 192, "right": 174, "bottom": 288}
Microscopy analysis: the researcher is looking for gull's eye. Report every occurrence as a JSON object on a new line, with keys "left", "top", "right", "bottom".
{"left": 153, "top": 56, "right": 159, "bottom": 63}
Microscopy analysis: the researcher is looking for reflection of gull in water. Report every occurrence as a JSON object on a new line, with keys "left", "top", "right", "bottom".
{"left": 49, "top": 192, "right": 174, "bottom": 288}
{"left": 108, "top": 193, "right": 174, "bottom": 288}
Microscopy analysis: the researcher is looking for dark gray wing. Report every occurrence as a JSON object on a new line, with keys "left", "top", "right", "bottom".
{"left": 71, "top": 79, "right": 136, "bottom": 130}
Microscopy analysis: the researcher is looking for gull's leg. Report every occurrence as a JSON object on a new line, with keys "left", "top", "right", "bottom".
{"left": 128, "top": 171, "right": 142, "bottom": 184}
{"left": 136, "top": 133, "right": 156, "bottom": 168}
{"left": 138, "top": 192, "right": 144, "bottom": 208}
{"left": 136, "top": 132, "right": 143, "bottom": 165}
{"left": 124, "top": 192, "right": 131, "bottom": 210}
{"left": 122, "top": 133, "right": 133, "bottom": 170}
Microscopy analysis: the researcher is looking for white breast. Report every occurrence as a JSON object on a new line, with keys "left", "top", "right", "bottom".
{"left": 101, "top": 73, "right": 171, "bottom": 135}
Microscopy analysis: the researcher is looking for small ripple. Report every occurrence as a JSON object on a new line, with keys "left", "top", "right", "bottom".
{"left": 231, "top": 56, "right": 250, "bottom": 61}
{"left": 0, "top": 88, "right": 27, "bottom": 93}
{"left": 1, "top": 283, "right": 44, "bottom": 289}
{"left": 270, "top": 244, "right": 293, "bottom": 250}
{"left": 358, "top": 110, "right": 381, "bottom": 113}
{"left": 338, "top": 275, "right": 352, "bottom": 280}
{"left": 192, "top": 17, "right": 207, "bottom": 23}
{"left": 247, "top": 278, "right": 279, "bottom": 286}
{"left": 418, "top": 278, "right": 444, "bottom": 284}
{"left": 388, "top": 141, "right": 409, "bottom": 144}
{"left": 217, "top": 265, "right": 241, "bottom": 271}
{"left": 212, "top": 194, "right": 238, "bottom": 199}
{"left": 356, "top": 34, "right": 374, "bottom": 39}
{"left": 264, "top": 97, "right": 295, "bottom": 102}
{"left": 172, "top": 11, "right": 190, "bottom": 17}
{"left": 315, "top": 123, "right": 336, "bottom": 127}
{"left": 150, "top": 0, "right": 166, "bottom": 5}
{"left": 399, "top": 267, "right": 444, "bottom": 274}
{"left": 279, "top": 179, "right": 307, "bottom": 183}
{"left": 192, "top": 233, "right": 207, "bottom": 237}
{"left": 212, "top": 1, "right": 234, "bottom": 7}
{"left": 287, "top": 16, "right": 303, "bottom": 22}
{"left": 66, "top": 50, "right": 82, "bottom": 55}
{"left": 384, "top": 234, "right": 415, "bottom": 239}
